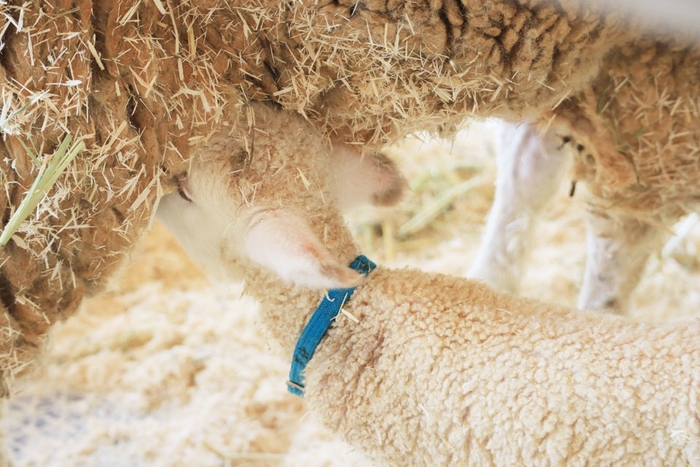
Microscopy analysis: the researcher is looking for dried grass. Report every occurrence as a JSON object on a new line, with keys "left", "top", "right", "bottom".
{"left": 0, "top": 134, "right": 84, "bottom": 247}
{"left": 397, "top": 173, "right": 490, "bottom": 239}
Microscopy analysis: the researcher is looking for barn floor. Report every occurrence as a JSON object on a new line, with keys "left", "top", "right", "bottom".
{"left": 3, "top": 122, "right": 700, "bottom": 466}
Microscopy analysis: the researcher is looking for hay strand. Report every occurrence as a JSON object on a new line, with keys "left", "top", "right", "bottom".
{"left": 382, "top": 219, "right": 395, "bottom": 260}
{"left": 662, "top": 212, "right": 699, "bottom": 258}
{"left": 397, "top": 174, "right": 488, "bottom": 239}
{"left": 0, "top": 91, "right": 48, "bottom": 134}
{"left": 203, "top": 440, "right": 285, "bottom": 462}
{"left": 0, "top": 134, "right": 85, "bottom": 247}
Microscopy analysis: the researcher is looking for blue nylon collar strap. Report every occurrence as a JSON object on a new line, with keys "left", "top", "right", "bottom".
{"left": 287, "top": 255, "right": 376, "bottom": 397}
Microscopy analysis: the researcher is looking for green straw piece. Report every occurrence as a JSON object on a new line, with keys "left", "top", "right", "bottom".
{"left": 0, "top": 134, "right": 85, "bottom": 247}
{"left": 0, "top": 91, "right": 49, "bottom": 133}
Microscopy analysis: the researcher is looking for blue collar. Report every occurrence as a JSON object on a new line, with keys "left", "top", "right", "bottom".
{"left": 287, "top": 255, "right": 376, "bottom": 397}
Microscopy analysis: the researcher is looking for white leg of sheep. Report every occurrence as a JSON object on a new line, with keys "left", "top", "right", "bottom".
{"left": 469, "top": 121, "right": 571, "bottom": 294}
{"left": 578, "top": 210, "right": 663, "bottom": 312}
{"left": 471, "top": 121, "right": 665, "bottom": 314}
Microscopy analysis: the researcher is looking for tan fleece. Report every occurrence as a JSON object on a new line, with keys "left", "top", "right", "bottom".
{"left": 243, "top": 244, "right": 700, "bottom": 465}
{"left": 307, "top": 269, "right": 700, "bottom": 466}
{"left": 553, "top": 39, "right": 700, "bottom": 226}
{"left": 165, "top": 103, "right": 700, "bottom": 467}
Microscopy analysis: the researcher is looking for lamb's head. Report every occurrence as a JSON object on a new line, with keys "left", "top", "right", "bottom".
{"left": 157, "top": 104, "right": 404, "bottom": 290}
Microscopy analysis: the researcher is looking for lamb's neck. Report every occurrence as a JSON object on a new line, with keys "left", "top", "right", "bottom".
{"left": 245, "top": 272, "right": 326, "bottom": 354}
{"left": 245, "top": 222, "right": 362, "bottom": 354}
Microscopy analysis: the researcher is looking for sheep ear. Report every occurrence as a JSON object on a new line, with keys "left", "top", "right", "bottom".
{"left": 241, "top": 208, "right": 364, "bottom": 289}
{"left": 330, "top": 142, "right": 406, "bottom": 211}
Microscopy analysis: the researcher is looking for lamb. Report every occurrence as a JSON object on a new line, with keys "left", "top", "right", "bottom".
{"left": 158, "top": 102, "right": 700, "bottom": 466}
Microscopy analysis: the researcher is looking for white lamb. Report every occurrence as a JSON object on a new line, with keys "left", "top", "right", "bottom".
{"left": 158, "top": 103, "right": 700, "bottom": 466}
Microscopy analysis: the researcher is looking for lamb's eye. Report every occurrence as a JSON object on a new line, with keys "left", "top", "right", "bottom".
{"left": 176, "top": 177, "right": 194, "bottom": 203}
{"left": 178, "top": 185, "right": 193, "bottom": 202}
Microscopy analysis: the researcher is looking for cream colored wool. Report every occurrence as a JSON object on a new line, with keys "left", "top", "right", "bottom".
{"left": 553, "top": 40, "right": 700, "bottom": 223}
{"left": 304, "top": 270, "right": 700, "bottom": 466}
{"left": 159, "top": 103, "right": 700, "bottom": 466}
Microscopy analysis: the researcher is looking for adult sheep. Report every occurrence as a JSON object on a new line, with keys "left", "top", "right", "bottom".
{"left": 1, "top": 1, "right": 699, "bottom": 462}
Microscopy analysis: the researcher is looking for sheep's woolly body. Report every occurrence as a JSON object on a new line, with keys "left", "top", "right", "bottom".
{"left": 285, "top": 0, "right": 623, "bottom": 140}
{"left": 304, "top": 269, "right": 700, "bottom": 466}
{"left": 0, "top": 0, "right": 628, "bottom": 389}
{"left": 557, "top": 40, "right": 700, "bottom": 223}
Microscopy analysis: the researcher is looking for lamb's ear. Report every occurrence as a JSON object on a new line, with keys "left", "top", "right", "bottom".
{"left": 241, "top": 208, "right": 364, "bottom": 289}
{"left": 329, "top": 142, "right": 407, "bottom": 211}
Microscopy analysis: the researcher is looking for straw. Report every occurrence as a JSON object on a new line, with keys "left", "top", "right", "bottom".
{"left": 0, "top": 134, "right": 85, "bottom": 247}
{"left": 397, "top": 174, "right": 489, "bottom": 239}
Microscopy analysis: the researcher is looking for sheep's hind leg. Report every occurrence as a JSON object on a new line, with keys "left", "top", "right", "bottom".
{"left": 578, "top": 210, "right": 664, "bottom": 314}
{"left": 469, "top": 121, "right": 571, "bottom": 294}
